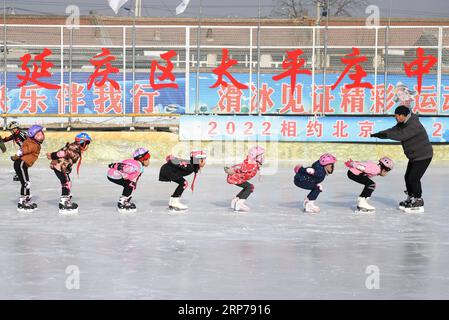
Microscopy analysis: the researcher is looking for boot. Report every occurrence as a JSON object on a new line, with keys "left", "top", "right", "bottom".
{"left": 231, "top": 197, "right": 239, "bottom": 210}
{"left": 59, "top": 195, "right": 79, "bottom": 214}
{"left": 403, "top": 197, "right": 424, "bottom": 213}
{"left": 169, "top": 197, "right": 188, "bottom": 211}
{"left": 234, "top": 199, "right": 250, "bottom": 212}
{"left": 357, "top": 197, "right": 375, "bottom": 212}
{"left": 117, "top": 196, "right": 137, "bottom": 213}
{"left": 303, "top": 198, "right": 320, "bottom": 213}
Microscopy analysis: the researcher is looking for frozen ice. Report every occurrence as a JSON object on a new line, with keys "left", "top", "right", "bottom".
{"left": 1, "top": 161, "right": 448, "bottom": 299}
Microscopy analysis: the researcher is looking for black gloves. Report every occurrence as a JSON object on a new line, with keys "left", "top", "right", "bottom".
{"left": 371, "top": 132, "right": 387, "bottom": 139}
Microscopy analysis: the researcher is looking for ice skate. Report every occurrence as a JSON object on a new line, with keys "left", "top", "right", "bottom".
{"left": 230, "top": 197, "right": 239, "bottom": 210}
{"left": 356, "top": 197, "right": 375, "bottom": 213}
{"left": 234, "top": 199, "right": 250, "bottom": 212}
{"left": 303, "top": 199, "right": 320, "bottom": 213}
{"left": 59, "top": 195, "right": 79, "bottom": 214}
{"left": 398, "top": 191, "right": 411, "bottom": 211}
{"left": 169, "top": 197, "right": 188, "bottom": 212}
{"left": 17, "top": 196, "right": 37, "bottom": 213}
{"left": 117, "top": 196, "right": 137, "bottom": 214}
{"left": 403, "top": 197, "right": 424, "bottom": 214}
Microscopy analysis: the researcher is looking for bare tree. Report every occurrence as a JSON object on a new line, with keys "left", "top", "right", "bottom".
{"left": 272, "top": 0, "right": 368, "bottom": 19}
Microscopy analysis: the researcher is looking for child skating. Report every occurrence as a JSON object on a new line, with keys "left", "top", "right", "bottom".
{"left": 293, "top": 153, "right": 337, "bottom": 213}
{"left": 107, "top": 148, "right": 151, "bottom": 213}
{"left": 47, "top": 132, "right": 92, "bottom": 214}
{"left": 159, "top": 150, "right": 207, "bottom": 212}
{"left": 224, "top": 146, "right": 265, "bottom": 212}
{"left": 11, "top": 125, "right": 45, "bottom": 212}
{"left": 345, "top": 157, "right": 394, "bottom": 213}
{"left": 1, "top": 121, "right": 28, "bottom": 181}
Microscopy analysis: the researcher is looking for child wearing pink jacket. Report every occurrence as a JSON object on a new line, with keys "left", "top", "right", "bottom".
{"left": 345, "top": 157, "right": 394, "bottom": 212}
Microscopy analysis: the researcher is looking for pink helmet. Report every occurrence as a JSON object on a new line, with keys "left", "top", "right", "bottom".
{"left": 379, "top": 156, "right": 394, "bottom": 170}
{"left": 191, "top": 150, "right": 207, "bottom": 159}
{"left": 248, "top": 146, "right": 265, "bottom": 164}
{"left": 319, "top": 153, "right": 337, "bottom": 166}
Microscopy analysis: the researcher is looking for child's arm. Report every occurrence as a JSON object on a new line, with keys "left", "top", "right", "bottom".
{"left": 167, "top": 156, "right": 192, "bottom": 171}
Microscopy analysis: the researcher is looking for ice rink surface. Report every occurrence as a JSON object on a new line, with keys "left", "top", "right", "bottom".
{"left": 1, "top": 161, "right": 448, "bottom": 299}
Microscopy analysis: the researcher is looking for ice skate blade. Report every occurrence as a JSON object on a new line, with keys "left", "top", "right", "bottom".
{"left": 168, "top": 206, "right": 188, "bottom": 213}
{"left": 233, "top": 208, "right": 250, "bottom": 213}
{"left": 303, "top": 209, "right": 320, "bottom": 214}
{"left": 59, "top": 208, "right": 79, "bottom": 215}
{"left": 117, "top": 208, "right": 137, "bottom": 214}
{"left": 403, "top": 207, "right": 424, "bottom": 214}
{"left": 355, "top": 207, "right": 375, "bottom": 214}
{"left": 17, "top": 208, "right": 37, "bottom": 213}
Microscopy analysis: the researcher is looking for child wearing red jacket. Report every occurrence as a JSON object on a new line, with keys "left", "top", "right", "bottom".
{"left": 224, "top": 146, "right": 265, "bottom": 212}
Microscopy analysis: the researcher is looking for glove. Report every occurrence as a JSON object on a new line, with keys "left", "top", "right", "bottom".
{"left": 179, "top": 161, "right": 188, "bottom": 168}
{"left": 11, "top": 155, "right": 19, "bottom": 161}
{"left": 306, "top": 168, "right": 315, "bottom": 175}
{"left": 317, "top": 184, "right": 323, "bottom": 192}
{"left": 224, "top": 166, "right": 235, "bottom": 175}
{"left": 355, "top": 165, "right": 366, "bottom": 172}
{"left": 344, "top": 159, "right": 354, "bottom": 168}
{"left": 294, "top": 164, "right": 302, "bottom": 173}
{"left": 371, "top": 132, "right": 387, "bottom": 139}
{"left": 16, "top": 149, "right": 23, "bottom": 157}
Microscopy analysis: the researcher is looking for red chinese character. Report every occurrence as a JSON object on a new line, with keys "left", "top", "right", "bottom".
{"left": 93, "top": 82, "right": 122, "bottom": 114}
{"left": 0, "top": 85, "right": 9, "bottom": 112}
{"left": 404, "top": 48, "right": 436, "bottom": 95}
{"left": 370, "top": 84, "right": 395, "bottom": 114}
{"left": 331, "top": 47, "right": 373, "bottom": 90}
{"left": 17, "top": 48, "right": 60, "bottom": 90}
{"left": 150, "top": 50, "right": 179, "bottom": 90}
{"left": 87, "top": 48, "right": 120, "bottom": 90}
{"left": 413, "top": 85, "right": 437, "bottom": 114}
{"left": 215, "top": 84, "right": 244, "bottom": 113}
{"left": 56, "top": 83, "right": 86, "bottom": 114}
{"left": 210, "top": 48, "right": 248, "bottom": 90}
{"left": 18, "top": 85, "right": 48, "bottom": 113}
{"left": 332, "top": 120, "right": 349, "bottom": 138}
{"left": 250, "top": 83, "right": 274, "bottom": 113}
{"left": 279, "top": 83, "right": 305, "bottom": 114}
{"left": 280, "top": 120, "right": 297, "bottom": 138}
{"left": 133, "top": 84, "right": 161, "bottom": 113}
{"left": 340, "top": 87, "right": 365, "bottom": 113}
{"left": 312, "top": 84, "right": 335, "bottom": 114}
{"left": 272, "top": 49, "right": 311, "bottom": 96}
{"left": 306, "top": 118, "right": 323, "bottom": 138}
{"left": 358, "top": 121, "right": 375, "bottom": 138}
{"left": 442, "top": 86, "right": 449, "bottom": 112}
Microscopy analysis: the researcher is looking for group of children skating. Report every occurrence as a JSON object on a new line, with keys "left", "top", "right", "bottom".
{"left": 1, "top": 121, "right": 419, "bottom": 215}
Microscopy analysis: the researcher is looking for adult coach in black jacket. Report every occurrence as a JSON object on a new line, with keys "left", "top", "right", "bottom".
{"left": 371, "top": 106, "right": 433, "bottom": 212}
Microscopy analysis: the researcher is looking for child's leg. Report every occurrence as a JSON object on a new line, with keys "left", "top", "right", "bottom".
{"left": 236, "top": 182, "right": 254, "bottom": 200}
{"left": 107, "top": 177, "right": 133, "bottom": 197}
{"left": 306, "top": 185, "right": 321, "bottom": 200}
{"left": 347, "top": 170, "right": 375, "bottom": 197}
{"left": 54, "top": 169, "right": 71, "bottom": 196}
{"left": 14, "top": 159, "right": 30, "bottom": 196}
{"left": 172, "top": 178, "right": 187, "bottom": 197}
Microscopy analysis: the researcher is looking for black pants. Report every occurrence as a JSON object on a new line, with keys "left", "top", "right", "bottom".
{"left": 172, "top": 178, "right": 187, "bottom": 198}
{"left": 108, "top": 177, "right": 133, "bottom": 197}
{"left": 347, "top": 170, "right": 376, "bottom": 198}
{"left": 14, "top": 159, "right": 30, "bottom": 196}
{"left": 405, "top": 157, "right": 432, "bottom": 198}
{"left": 236, "top": 182, "right": 254, "bottom": 200}
{"left": 54, "top": 169, "right": 71, "bottom": 196}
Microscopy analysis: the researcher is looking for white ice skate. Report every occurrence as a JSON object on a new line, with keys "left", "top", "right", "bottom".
{"left": 17, "top": 196, "right": 37, "bottom": 213}
{"left": 169, "top": 197, "right": 188, "bottom": 212}
{"left": 230, "top": 197, "right": 239, "bottom": 210}
{"left": 234, "top": 199, "right": 250, "bottom": 212}
{"left": 303, "top": 199, "right": 320, "bottom": 213}
{"left": 59, "top": 196, "right": 79, "bottom": 215}
{"left": 356, "top": 197, "right": 375, "bottom": 213}
{"left": 117, "top": 196, "right": 137, "bottom": 214}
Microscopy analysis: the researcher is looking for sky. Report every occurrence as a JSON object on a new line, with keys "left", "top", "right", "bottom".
{"left": 1, "top": 0, "right": 449, "bottom": 19}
